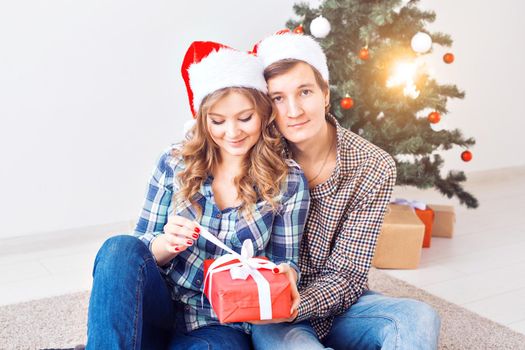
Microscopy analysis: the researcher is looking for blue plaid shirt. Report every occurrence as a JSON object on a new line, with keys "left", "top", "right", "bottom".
{"left": 133, "top": 145, "right": 310, "bottom": 334}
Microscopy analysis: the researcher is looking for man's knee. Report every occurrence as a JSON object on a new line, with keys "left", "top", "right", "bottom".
{"left": 375, "top": 300, "right": 440, "bottom": 349}
{"left": 403, "top": 299, "right": 441, "bottom": 331}
{"left": 252, "top": 323, "right": 324, "bottom": 350}
{"left": 390, "top": 298, "right": 441, "bottom": 347}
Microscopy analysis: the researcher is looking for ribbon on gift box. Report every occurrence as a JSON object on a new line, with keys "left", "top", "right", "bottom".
{"left": 392, "top": 198, "right": 427, "bottom": 210}
{"left": 198, "top": 225, "right": 276, "bottom": 320}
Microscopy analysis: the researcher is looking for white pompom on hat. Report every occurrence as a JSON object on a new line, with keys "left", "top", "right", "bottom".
{"left": 253, "top": 30, "right": 329, "bottom": 81}
{"left": 181, "top": 41, "right": 268, "bottom": 117}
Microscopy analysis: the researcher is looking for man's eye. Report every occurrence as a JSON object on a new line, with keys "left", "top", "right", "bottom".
{"left": 272, "top": 96, "right": 283, "bottom": 103}
{"left": 239, "top": 114, "right": 253, "bottom": 122}
{"left": 301, "top": 89, "right": 312, "bottom": 96}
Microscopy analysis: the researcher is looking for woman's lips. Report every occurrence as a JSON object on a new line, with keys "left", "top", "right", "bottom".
{"left": 226, "top": 137, "right": 247, "bottom": 146}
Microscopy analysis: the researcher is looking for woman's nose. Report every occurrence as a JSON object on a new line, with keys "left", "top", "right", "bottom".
{"left": 225, "top": 121, "right": 241, "bottom": 138}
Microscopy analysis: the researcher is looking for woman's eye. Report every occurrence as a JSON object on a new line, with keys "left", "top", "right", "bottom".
{"left": 239, "top": 114, "right": 253, "bottom": 122}
{"left": 210, "top": 119, "right": 224, "bottom": 125}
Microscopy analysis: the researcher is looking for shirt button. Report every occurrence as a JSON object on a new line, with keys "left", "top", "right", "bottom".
{"left": 185, "top": 305, "right": 190, "bottom": 311}
{"left": 196, "top": 279, "right": 202, "bottom": 285}
{"left": 215, "top": 213, "right": 222, "bottom": 218}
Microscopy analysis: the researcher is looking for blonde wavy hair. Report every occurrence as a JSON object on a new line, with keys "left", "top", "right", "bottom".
{"left": 173, "top": 87, "right": 289, "bottom": 218}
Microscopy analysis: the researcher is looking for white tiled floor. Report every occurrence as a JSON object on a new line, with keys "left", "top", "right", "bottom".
{"left": 0, "top": 166, "right": 524, "bottom": 335}
{"left": 0, "top": 222, "right": 129, "bottom": 305}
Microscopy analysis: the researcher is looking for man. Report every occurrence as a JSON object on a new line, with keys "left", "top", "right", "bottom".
{"left": 251, "top": 32, "right": 440, "bottom": 350}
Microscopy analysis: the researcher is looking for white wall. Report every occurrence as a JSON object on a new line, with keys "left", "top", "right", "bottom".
{"left": 0, "top": 0, "right": 523, "bottom": 238}
{"left": 0, "top": 0, "right": 298, "bottom": 238}
{"left": 420, "top": 0, "right": 525, "bottom": 174}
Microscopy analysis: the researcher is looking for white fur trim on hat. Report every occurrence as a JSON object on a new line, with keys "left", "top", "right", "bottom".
{"left": 256, "top": 33, "right": 329, "bottom": 81}
{"left": 188, "top": 49, "right": 267, "bottom": 112}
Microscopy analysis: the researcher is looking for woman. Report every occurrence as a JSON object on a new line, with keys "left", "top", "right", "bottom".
{"left": 86, "top": 41, "right": 310, "bottom": 350}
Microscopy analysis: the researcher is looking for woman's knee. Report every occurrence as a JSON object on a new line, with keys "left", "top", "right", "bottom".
{"left": 93, "top": 235, "right": 150, "bottom": 275}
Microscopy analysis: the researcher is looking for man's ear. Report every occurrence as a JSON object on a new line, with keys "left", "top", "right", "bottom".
{"left": 324, "top": 86, "right": 330, "bottom": 107}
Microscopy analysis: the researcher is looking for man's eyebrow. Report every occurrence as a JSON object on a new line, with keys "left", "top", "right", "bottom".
{"left": 208, "top": 108, "right": 254, "bottom": 118}
{"left": 269, "top": 83, "right": 316, "bottom": 96}
{"left": 297, "top": 83, "right": 316, "bottom": 88}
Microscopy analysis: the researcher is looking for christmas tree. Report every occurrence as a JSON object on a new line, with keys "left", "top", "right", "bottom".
{"left": 287, "top": 0, "right": 478, "bottom": 208}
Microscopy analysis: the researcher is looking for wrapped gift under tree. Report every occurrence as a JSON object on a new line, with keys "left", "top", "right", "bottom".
{"left": 393, "top": 199, "right": 435, "bottom": 248}
{"left": 415, "top": 207, "right": 435, "bottom": 248}
{"left": 429, "top": 204, "right": 456, "bottom": 238}
{"left": 373, "top": 204, "right": 425, "bottom": 269}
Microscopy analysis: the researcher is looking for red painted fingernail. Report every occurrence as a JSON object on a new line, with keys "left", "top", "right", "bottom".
{"left": 194, "top": 227, "right": 200, "bottom": 233}
{"left": 273, "top": 267, "right": 279, "bottom": 273}
{"left": 187, "top": 240, "right": 193, "bottom": 245}
{"left": 174, "top": 247, "right": 180, "bottom": 252}
{"left": 192, "top": 233, "right": 199, "bottom": 239}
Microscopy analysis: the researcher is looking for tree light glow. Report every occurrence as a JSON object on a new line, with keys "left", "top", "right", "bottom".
{"left": 386, "top": 61, "right": 421, "bottom": 99}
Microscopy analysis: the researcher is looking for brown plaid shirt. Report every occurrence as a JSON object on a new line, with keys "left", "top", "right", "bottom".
{"left": 295, "top": 115, "right": 397, "bottom": 339}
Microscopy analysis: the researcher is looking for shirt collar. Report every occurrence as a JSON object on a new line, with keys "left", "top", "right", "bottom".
{"left": 308, "top": 114, "right": 343, "bottom": 199}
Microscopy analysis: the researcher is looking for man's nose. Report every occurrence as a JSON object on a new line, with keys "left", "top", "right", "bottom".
{"left": 286, "top": 98, "right": 304, "bottom": 118}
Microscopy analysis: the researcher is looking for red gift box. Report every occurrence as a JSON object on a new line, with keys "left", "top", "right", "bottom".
{"left": 415, "top": 206, "right": 435, "bottom": 248}
{"left": 203, "top": 258, "right": 292, "bottom": 323}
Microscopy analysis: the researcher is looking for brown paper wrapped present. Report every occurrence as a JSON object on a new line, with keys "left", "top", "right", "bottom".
{"left": 372, "top": 204, "right": 425, "bottom": 269}
{"left": 428, "top": 204, "right": 456, "bottom": 238}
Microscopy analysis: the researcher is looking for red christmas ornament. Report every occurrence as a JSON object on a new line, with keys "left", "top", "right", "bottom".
{"left": 443, "top": 52, "right": 455, "bottom": 64}
{"left": 359, "top": 47, "right": 369, "bottom": 60}
{"left": 461, "top": 150, "right": 473, "bottom": 162}
{"left": 427, "top": 111, "right": 441, "bottom": 124}
{"left": 340, "top": 97, "right": 354, "bottom": 110}
{"left": 293, "top": 25, "right": 304, "bottom": 34}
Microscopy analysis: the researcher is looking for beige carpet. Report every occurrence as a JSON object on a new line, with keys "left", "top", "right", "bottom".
{"left": 1, "top": 269, "right": 524, "bottom": 349}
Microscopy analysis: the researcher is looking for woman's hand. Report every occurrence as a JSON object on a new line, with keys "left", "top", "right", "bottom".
{"left": 151, "top": 215, "right": 200, "bottom": 266}
{"left": 248, "top": 262, "right": 300, "bottom": 324}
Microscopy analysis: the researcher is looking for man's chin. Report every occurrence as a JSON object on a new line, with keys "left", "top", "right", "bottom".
{"left": 283, "top": 132, "right": 310, "bottom": 145}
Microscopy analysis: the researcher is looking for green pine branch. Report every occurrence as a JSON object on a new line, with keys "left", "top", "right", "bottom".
{"left": 288, "top": 0, "right": 478, "bottom": 208}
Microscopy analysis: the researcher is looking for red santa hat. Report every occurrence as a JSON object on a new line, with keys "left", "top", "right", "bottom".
{"left": 253, "top": 31, "right": 329, "bottom": 81}
{"left": 181, "top": 41, "right": 268, "bottom": 118}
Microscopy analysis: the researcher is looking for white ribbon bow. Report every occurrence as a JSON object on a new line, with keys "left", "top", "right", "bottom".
{"left": 392, "top": 198, "right": 427, "bottom": 211}
{"left": 199, "top": 225, "right": 276, "bottom": 320}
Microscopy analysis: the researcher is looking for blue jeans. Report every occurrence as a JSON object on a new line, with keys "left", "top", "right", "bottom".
{"left": 252, "top": 290, "right": 440, "bottom": 350}
{"left": 87, "top": 235, "right": 251, "bottom": 350}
